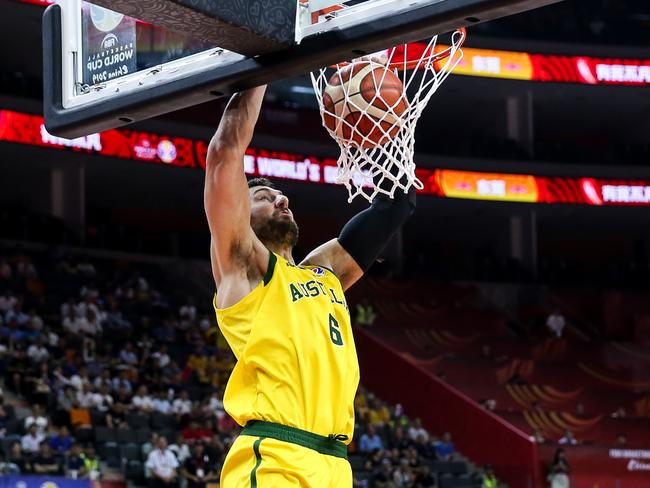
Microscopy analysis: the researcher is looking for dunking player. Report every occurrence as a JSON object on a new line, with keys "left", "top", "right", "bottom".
{"left": 206, "top": 86, "right": 415, "bottom": 486}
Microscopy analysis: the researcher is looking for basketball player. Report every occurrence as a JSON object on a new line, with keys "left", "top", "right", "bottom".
{"left": 206, "top": 85, "right": 415, "bottom": 486}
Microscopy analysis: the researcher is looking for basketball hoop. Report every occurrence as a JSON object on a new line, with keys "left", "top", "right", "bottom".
{"left": 311, "top": 28, "right": 466, "bottom": 203}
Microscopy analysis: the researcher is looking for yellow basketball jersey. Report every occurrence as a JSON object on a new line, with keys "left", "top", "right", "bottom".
{"left": 213, "top": 252, "right": 360, "bottom": 441}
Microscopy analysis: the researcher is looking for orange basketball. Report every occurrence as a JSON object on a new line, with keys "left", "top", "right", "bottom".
{"left": 322, "top": 62, "right": 408, "bottom": 148}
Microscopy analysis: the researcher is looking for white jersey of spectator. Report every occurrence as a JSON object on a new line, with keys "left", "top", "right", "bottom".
{"left": 145, "top": 448, "right": 178, "bottom": 478}
{"left": 408, "top": 425, "right": 429, "bottom": 442}
{"left": 120, "top": 349, "right": 138, "bottom": 365}
{"left": 546, "top": 312, "right": 566, "bottom": 338}
{"left": 45, "top": 330, "right": 60, "bottom": 347}
{"left": 62, "top": 315, "right": 78, "bottom": 334}
{"left": 152, "top": 351, "right": 171, "bottom": 368}
{"left": 558, "top": 434, "right": 577, "bottom": 445}
{"left": 208, "top": 395, "right": 224, "bottom": 416}
{"left": 133, "top": 394, "right": 155, "bottom": 411}
{"left": 77, "top": 389, "right": 95, "bottom": 408}
{"left": 111, "top": 377, "right": 133, "bottom": 394}
{"left": 27, "top": 344, "right": 50, "bottom": 362}
{"left": 24, "top": 415, "right": 48, "bottom": 436}
{"left": 168, "top": 442, "right": 191, "bottom": 463}
{"left": 21, "top": 432, "right": 45, "bottom": 453}
{"left": 5, "top": 307, "right": 29, "bottom": 325}
{"left": 92, "top": 392, "right": 114, "bottom": 411}
{"left": 153, "top": 397, "right": 172, "bottom": 414}
{"left": 172, "top": 398, "right": 192, "bottom": 415}
{"left": 68, "top": 373, "right": 89, "bottom": 391}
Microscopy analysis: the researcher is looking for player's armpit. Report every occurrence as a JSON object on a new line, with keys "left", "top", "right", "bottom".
{"left": 300, "top": 239, "right": 363, "bottom": 291}
{"left": 204, "top": 87, "right": 267, "bottom": 286}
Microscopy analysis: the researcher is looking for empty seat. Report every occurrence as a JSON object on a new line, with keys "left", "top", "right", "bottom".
{"left": 119, "top": 443, "right": 142, "bottom": 462}
{"left": 151, "top": 413, "right": 175, "bottom": 430}
{"left": 126, "top": 413, "right": 150, "bottom": 429}
{"left": 135, "top": 428, "right": 152, "bottom": 444}
{"left": 124, "top": 459, "right": 145, "bottom": 485}
{"left": 439, "top": 473, "right": 455, "bottom": 488}
{"left": 116, "top": 428, "right": 138, "bottom": 444}
{"left": 99, "top": 442, "right": 120, "bottom": 468}
{"left": 95, "top": 426, "right": 117, "bottom": 443}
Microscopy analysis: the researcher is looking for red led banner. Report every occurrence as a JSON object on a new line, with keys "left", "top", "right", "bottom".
{"left": 2, "top": 109, "right": 650, "bottom": 207}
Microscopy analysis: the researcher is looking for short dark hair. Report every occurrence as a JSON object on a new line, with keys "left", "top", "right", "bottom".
{"left": 247, "top": 177, "right": 275, "bottom": 189}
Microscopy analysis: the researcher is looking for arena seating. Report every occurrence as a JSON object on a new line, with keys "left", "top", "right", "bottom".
{"left": 0, "top": 243, "right": 489, "bottom": 488}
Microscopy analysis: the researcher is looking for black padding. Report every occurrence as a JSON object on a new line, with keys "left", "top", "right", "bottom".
{"left": 90, "top": 0, "right": 296, "bottom": 56}
{"left": 338, "top": 187, "right": 416, "bottom": 271}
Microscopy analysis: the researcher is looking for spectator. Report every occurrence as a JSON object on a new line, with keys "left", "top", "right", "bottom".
{"left": 132, "top": 385, "right": 155, "bottom": 413}
{"left": 146, "top": 436, "right": 179, "bottom": 488}
{"left": 359, "top": 425, "right": 384, "bottom": 453}
{"left": 27, "top": 338, "right": 50, "bottom": 363}
{"left": 183, "top": 421, "right": 213, "bottom": 443}
{"left": 119, "top": 342, "right": 139, "bottom": 366}
{"left": 207, "top": 391, "right": 224, "bottom": 417}
{"left": 67, "top": 444, "right": 85, "bottom": 478}
{"left": 482, "top": 464, "right": 497, "bottom": 488}
{"left": 77, "top": 383, "right": 95, "bottom": 408}
{"left": 8, "top": 442, "right": 28, "bottom": 474}
{"left": 611, "top": 405, "right": 627, "bottom": 419}
{"left": 414, "top": 466, "right": 435, "bottom": 488}
{"left": 393, "top": 458, "right": 414, "bottom": 487}
{"left": 49, "top": 425, "right": 73, "bottom": 454}
{"left": 111, "top": 370, "right": 133, "bottom": 394}
{"left": 143, "top": 433, "right": 160, "bottom": 459}
{"left": 172, "top": 390, "right": 193, "bottom": 417}
{"left": 558, "top": 430, "right": 577, "bottom": 446}
{"left": 434, "top": 432, "right": 455, "bottom": 460}
{"left": 531, "top": 428, "right": 546, "bottom": 444}
{"left": 204, "top": 435, "right": 224, "bottom": 464}
{"left": 355, "top": 299, "right": 377, "bottom": 326}
{"left": 24, "top": 404, "right": 49, "bottom": 436}
{"left": 152, "top": 345, "right": 171, "bottom": 369}
{"left": 408, "top": 418, "right": 429, "bottom": 442}
{"left": 367, "top": 399, "right": 391, "bottom": 426}
{"left": 169, "top": 434, "right": 192, "bottom": 464}
{"left": 547, "top": 448, "right": 570, "bottom": 488}
{"left": 21, "top": 424, "right": 45, "bottom": 454}
{"left": 371, "top": 458, "right": 396, "bottom": 488}
{"left": 181, "top": 442, "right": 218, "bottom": 488}
{"left": 546, "top": 310, "right": 566, "bottom": 338}
{"left": 31, "top": 442, "right": 62, "bottom": 475}
{"left": 80, "top": 445, "right": 101, "bottom": 480}
{"left": 153, "top": 390, "right": 172, "bottom": 414}
{"left": 390, "top": 426, "right": 412, "bottom": 451}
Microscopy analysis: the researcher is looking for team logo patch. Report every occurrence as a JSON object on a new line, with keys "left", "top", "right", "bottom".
{"left": 312, "top": 267, "right": 325, "bottom": 277}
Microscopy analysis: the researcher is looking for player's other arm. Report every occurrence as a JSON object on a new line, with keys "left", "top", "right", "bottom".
{"left": 204, "top": 86, "right": 268, "bottom": 289}
{"left": 302, "top": 188, "right": 416, "bottom": 290}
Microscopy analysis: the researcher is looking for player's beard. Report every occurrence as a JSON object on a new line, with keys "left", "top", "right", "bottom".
{"left": 253, "top": 213, "right": 299, "bottom": 249}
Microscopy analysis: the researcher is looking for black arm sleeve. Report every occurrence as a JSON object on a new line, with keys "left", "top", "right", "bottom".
{"left": 338, "top": 187, "right": 416, "bottom": 271}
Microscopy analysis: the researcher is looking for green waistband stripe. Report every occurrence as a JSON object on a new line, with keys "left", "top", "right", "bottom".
{"left": 250, "top": 437, "right": 264, "bottom": 488}
{"left": 242, "top": 421, "right": 348, "bottom": 460}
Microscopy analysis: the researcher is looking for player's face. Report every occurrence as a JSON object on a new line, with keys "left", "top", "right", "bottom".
{"left": 249, "top": 186, "right": 294, "bottom": 224}
{"left": 249, "top": 186, "right": 299, "bottom": 248}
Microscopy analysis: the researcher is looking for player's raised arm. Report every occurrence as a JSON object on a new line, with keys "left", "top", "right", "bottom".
{"left": 204, "top": 86, "right": 267, "bottom": 287}
{"left": 301, "top": 187, "right": 416, "bottom": 290}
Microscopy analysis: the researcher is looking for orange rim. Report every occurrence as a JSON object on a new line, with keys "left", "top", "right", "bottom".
{"left": 329, "top": 27, "right": 467, "bottom": 71}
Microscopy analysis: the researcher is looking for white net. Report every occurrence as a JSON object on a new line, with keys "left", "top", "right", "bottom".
{"left": 311, "top": 29, "right": 466, "bottom": 202}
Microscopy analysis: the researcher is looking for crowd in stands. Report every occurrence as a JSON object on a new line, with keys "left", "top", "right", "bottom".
{"left": 0, "top": 245, "right": 494, "bottom": 488}
{"left": 0, "top": 245, "right": 238, "bottom": 485}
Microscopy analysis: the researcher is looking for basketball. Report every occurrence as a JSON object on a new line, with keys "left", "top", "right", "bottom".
{"left": 322, "top": 61, "right": 408, "bottom": 148}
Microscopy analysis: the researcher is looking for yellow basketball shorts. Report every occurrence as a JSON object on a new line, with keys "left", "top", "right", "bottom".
{"left": 220, "top": 421, "right": 353, "bottom": 487}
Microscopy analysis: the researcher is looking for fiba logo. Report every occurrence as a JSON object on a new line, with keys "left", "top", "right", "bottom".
{"left": 157, "top": 140, "right": 177, "bottom": 163}
{"left": 102, "top": 33, "right": 118, "bottom": 50}
{"left": 90, "top": 5, "right": 124, "bottom": 32}
{"left": 40, "top": 482, "right": 60, "bottom": 488}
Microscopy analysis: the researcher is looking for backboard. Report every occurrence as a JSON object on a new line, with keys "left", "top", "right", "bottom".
{"left": 43, "top": 0, "right": 564, "bottom": 138}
